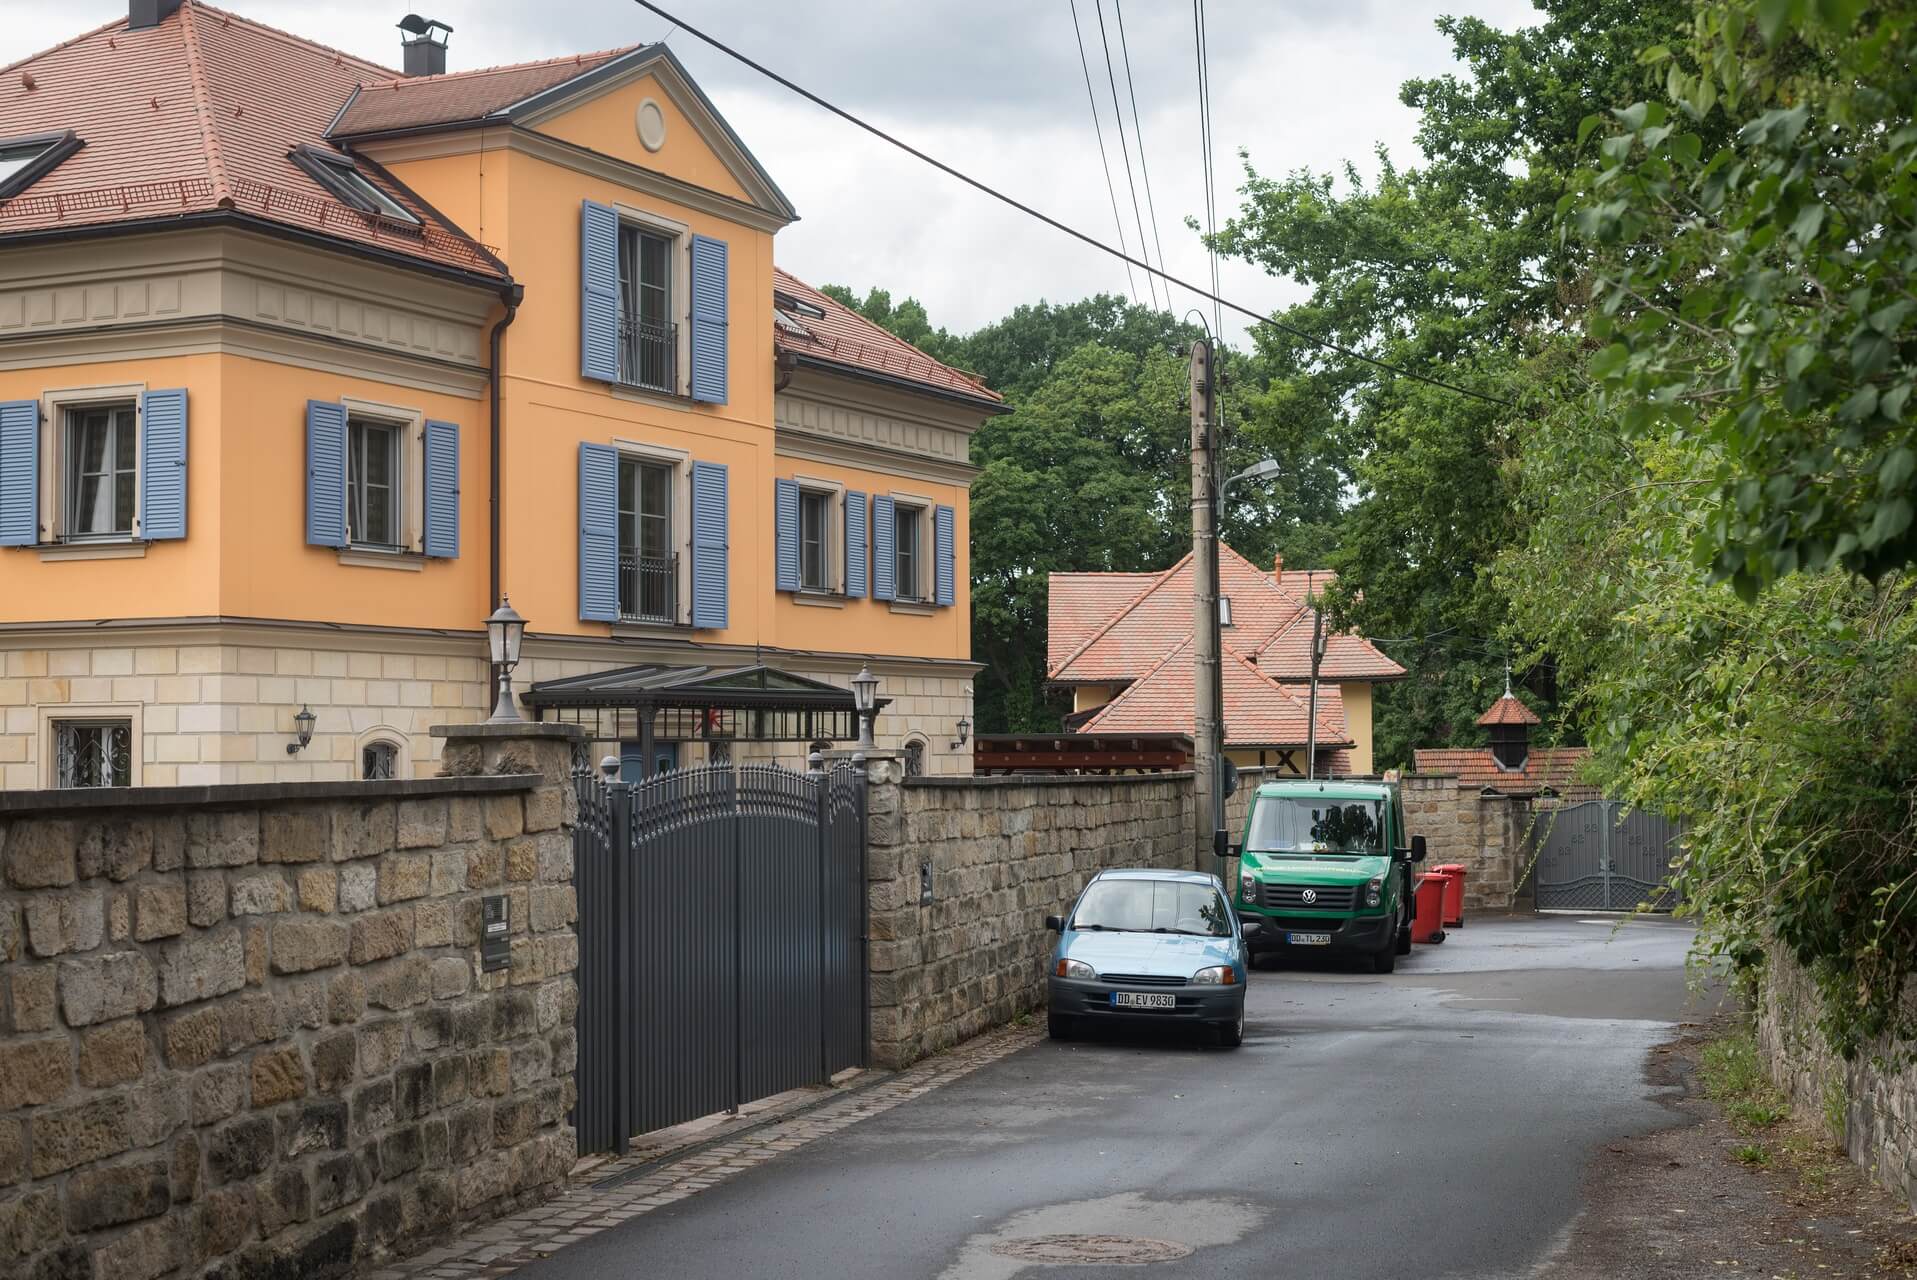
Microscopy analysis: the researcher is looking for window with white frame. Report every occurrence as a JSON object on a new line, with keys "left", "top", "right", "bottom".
{"left": 895, "top": 504, "right": 924, "bottom": 602}
{"left": 361, "top": 740, "right": 399, "bottom": 781}
{"left": 55, "top": 719, "right": 131, "bottom": 788}
{"left": 63, "top": 404, "right": 138, "bottom": 540}
{"left": 799, "top": 489, "right": 833, "bottom": 591}
{"left": 618, "top": 454, "right": 676, "bottom": 622}
{"left": 347, "top": 418, "right": 403, "bottom": 548}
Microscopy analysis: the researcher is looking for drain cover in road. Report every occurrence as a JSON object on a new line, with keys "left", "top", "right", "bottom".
{"left": 990, "top": 1235, "right": 1194, "bottom": 1265}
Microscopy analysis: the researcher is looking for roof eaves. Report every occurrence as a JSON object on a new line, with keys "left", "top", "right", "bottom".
{"left": 784, "top": 352, "right": 1010, "bottom": 414}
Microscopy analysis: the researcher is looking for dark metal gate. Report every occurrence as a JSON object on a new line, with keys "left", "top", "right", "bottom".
{"left": 573, "top": 760, "right": 867, "bottom": 1156}
{"left": 1531, "top": 799, "right": 1680, "bottom": 912}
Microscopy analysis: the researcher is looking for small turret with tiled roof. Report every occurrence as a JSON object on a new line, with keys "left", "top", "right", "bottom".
{"left": 1479, "top": 666, "right": 1538, "bottom": 768}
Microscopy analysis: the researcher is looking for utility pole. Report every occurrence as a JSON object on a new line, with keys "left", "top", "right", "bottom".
{"left": 1190, "top": 337, "right": 1222, "bottom": 869}
{"left": 1305, "top": 603, "right": 1326, "bottom": 779}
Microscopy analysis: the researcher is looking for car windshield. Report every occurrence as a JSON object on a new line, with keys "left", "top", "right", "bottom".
{"left": 1247, "top": 797, "right": 1386, "bottom": 854}
{"left": 1071, "top": 880, "right": 1232, "bottom": 937}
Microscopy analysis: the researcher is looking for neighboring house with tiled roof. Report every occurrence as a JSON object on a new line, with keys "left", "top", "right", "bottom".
{"left": 0, "top": 0, "right": 1000, "bottom": 789}
{"left": 1412, "top": 689, "right": 1594, "bottom": 798}
{"left": 1046, "top": 545, "right": 1404, "bottom": 775}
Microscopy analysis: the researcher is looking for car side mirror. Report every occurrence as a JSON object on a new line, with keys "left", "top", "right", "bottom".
{"left": 1045, "top": 914, "right": 1064, "bottom": 933}
{"left": 1410, "top": 835, "right": 1427, "bottom": 863}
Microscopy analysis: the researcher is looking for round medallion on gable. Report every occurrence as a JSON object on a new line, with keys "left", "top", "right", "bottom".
{"left": 637, "top": 98, "right": 667, "bottom": 152}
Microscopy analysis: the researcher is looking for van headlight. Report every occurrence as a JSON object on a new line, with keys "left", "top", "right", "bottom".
{"left": 1366, "top": 876, "right": 1384, "bottom": 908}
{"left": 1190, "top": 966, "right": 1236, "bottom": 986}
{"left": 1055, "top": 958, "right": 1095, "bottom": 979}
{"left": 1240, "top": 872, "right": 1256, "bottom": 901}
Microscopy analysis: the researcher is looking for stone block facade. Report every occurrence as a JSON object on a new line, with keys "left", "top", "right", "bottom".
{"left": 863, "top": 765, "right": 1265, "bottom": 1068}
{"left": 1400, "top": 773, "right": 1537, "bottom": 911}
{"left": 0, "top": 723, "right": 582, "bottom": 1280}
{"left": 0, "top": 628, "right": 974, "bottom": 789}
{"left": 1758, "top": 944, "right": 1914, "bottom": 1210}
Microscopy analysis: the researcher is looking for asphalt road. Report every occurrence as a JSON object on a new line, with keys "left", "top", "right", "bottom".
{"left": 523, "top": 915, "right": 1725, "bottom": 1280}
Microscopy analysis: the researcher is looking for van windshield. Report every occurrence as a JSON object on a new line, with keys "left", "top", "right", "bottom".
{"left": 1247, "top": 797, "right": 1386, "bottom": 854}
{"left": 1071, "top": 880, "right": 1232, "bottom": 937}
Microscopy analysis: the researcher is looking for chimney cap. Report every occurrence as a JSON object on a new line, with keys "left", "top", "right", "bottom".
{"left": 398, "top": 13, "right": 453, "bottom": 39}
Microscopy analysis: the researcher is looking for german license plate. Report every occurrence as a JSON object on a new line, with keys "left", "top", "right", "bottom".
{"left": 1112, "top": 992, "right": 1176, "bottom": 1010}
{"left": 1287, "top": 932, "right": 1332, "bottom": 946}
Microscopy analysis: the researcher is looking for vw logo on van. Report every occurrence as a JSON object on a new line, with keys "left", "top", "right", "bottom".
{"left": 1301, "top": 888, "right": 1318, "bottom": 904}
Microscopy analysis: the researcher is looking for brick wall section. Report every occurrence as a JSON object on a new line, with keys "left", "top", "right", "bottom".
{"left": 863, "top": 765, "right": 1274, "bottom": 1069}
{"left": 0, "top": 722, "right": 583, "bottom": 1280}
{"left": 1759, "top": 945, "right": 1916, "bottom": 1211}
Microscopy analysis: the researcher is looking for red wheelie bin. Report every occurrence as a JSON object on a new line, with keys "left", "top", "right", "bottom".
{"left": 1411, "top": 873, "right": 1447, "bottom": 944}
{"left": 1432, "top": 863, "right": 1467, "bottom": 928}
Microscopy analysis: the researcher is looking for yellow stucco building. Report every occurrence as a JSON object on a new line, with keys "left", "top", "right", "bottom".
{"left": 0, "top": 2, "right": 998, "bottom": 787}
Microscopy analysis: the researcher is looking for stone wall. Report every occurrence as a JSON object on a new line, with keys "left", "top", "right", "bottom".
{"left": 1401, "top": 774, "right": 1536, "bottom": 911}
{"left": 0, "top": 723, "right": 582, "bottom": 1280}
{"left": 865, "top": 766, "right": 1261, "bottom": 1068}
{"left": 1758, "top": 945, "right": 1914, "bottom": 1210}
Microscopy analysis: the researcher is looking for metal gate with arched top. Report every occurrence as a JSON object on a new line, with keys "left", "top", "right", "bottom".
{"left": 572, "top": 761, "right": 867, "bottom": 1156}
{"left": 1531, "top": 799, "right": 1680, "bottom": 912}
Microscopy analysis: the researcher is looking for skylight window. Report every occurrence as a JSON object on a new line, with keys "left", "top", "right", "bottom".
{"left": 290, "top": 145, "right": 420, "bottom": 226}
{"left": 0, "top": 131, "right": 83, "bottom": 201}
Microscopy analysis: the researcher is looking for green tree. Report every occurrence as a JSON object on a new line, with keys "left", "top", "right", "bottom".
{"left": 1207, "top": 0, "right": 1709, "bottom": 766}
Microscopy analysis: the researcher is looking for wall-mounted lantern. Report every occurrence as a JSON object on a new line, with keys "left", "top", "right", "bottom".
{"left": 952, "top": 716, "right": 971, "bottom": 750}
{"left": 286, "top": 704, "right": 317, "bottom": 755}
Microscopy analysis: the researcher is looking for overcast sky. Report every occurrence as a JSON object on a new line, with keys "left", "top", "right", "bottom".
{"left": 10, "top": 0, "right": 1541, "bottom": 343}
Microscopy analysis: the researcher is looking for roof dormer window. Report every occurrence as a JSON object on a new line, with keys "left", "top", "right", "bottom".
{"left": 0, "top": 131, "right": 83, "bottom": 201}
{"left": 290, "top": 145, "right": 420, "bottom": 226}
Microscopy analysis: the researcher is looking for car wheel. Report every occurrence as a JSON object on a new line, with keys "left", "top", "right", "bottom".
{"left": 1215, "top": 1009, "right": 1244, "bottom": 1048}
{"left": 1371, "top": 939, "right": 1397, "bottom": 974}
{"left": 1047, "top": 1011, "right": 1076, "bottom": 1041}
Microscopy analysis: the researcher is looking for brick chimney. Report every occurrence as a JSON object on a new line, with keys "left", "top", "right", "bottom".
{"left": 1272, "top": 552, "right": 1284, "bottom": 585}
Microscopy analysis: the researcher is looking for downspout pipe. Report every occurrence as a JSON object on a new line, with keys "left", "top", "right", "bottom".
{"left": 488, "top": 283, "right": 524, "bottom": 611}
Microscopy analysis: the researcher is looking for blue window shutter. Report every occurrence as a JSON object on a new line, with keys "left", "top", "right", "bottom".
{"left": 304, "top": 400, "right": 347, "bottom": 548}
{"left": 580, "top": 200, "right": 621, "bottom": 383}
{"left": 0, "top": 400, "right": 39, "bottom": 547}
{"left": 688, "top": 234, "right": 729, "bottom": 404}
{"left": 871, "top": 495, "right": 896, "bottom": 602}
{"left": 578, "top": 443, "right": 618, "bottom": 622}
{"left": 690, "top": 461, "right": 729, "bottom": 629}
{"left": 422, "top": 419, "right": 460, "bottom": 558}
{"left": 935, "top": 504, "right": 956, "bottom": 607}
{"left": 774, "top": 478, "right": 799, "bottom": 593}
{"left": 137, "top": 389, "right": 188, "bottom": 541}
{"left": 844, "top": 490, "right": 867, "bottom": 599}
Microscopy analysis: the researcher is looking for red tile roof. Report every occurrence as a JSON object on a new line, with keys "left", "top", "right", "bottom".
{"left": 1079, "top": 637, "right": 1351, "bottom": 749}
{"left": 0, "top": 1, "right": 502, "bottom": 279}
{"left": 1048, "top": 544, "right": 1402, "bottom": 685}
{"left": 331, "top": 47, "right": 637, "bottom": 137}
{"left": 773, "top": 269, "right": 1003, "bottom": 406}
{"left": 1477, "top": 692, "right": 1541, "bottom": 726}
{"left": 1411, "top": 746, "right": 1593, "bottom": 794}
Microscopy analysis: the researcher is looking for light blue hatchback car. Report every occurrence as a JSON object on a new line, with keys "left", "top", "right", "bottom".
{"left": 1044, "top": 868, "right": 1252, "bottom": 1047}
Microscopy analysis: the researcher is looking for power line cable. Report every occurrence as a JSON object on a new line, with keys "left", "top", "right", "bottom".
{"left": 1114, "top": 1, "right": 1172, "bottom": 312}
{"left": 1194, "top": 0, "right": 1224, "bottom": 340}
{"left": 1069, "top": 0, "right": 1140, "bottom": 306}
{"left": 1093, "top": 0, "right": 1159, "bottom": 310}
{"left": 630, "top": 0, "right": 1515, "bottom": 409}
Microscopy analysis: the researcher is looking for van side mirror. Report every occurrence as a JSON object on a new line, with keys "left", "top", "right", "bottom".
{"left": 1045, "top": 914, "right": 1064, "bottom": 933}
{"left": 1227, "top": 842, "right": 1243, "bottom": 859}
{"left": 1410, "top": 835, "right": 1427, "bottom": 863}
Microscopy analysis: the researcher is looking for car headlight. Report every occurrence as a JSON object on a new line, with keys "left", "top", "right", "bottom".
{"left": 1240, "top": 872, "right": 1256, "bottom": 902}
{"left": 1366, "top": 876, "right": 1384, "bottom": 909}
{"left": 1055, "top": 958, "right": 1095, "bottom": 979}
{"left": 1190, "top": 965, "right": 1236, "bottom": 986}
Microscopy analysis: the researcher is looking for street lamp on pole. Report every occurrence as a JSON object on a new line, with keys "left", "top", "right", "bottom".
{"left": 1210, "top": 457, "right": 1283, "bottom": 844}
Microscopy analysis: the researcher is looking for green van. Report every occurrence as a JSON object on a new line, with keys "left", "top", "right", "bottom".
{"left": 1230, "top": 778, "right": 1426, "bottom": 973}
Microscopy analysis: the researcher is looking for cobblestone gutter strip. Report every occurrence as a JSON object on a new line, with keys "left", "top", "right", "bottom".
{"left": 366, "top": 1023, "right": 1045, "bottom": 1280}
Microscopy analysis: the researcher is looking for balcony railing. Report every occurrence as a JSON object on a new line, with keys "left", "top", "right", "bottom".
{"left": 619, "top": 551, "right": 677, "bottom": 625}
{"left": 620, "top": 316, "right": 676, "bottom": 394}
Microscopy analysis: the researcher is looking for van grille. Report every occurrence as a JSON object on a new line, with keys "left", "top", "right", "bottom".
{"left": 1259, "top": 882, "right": 1357, "bottom": 911}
